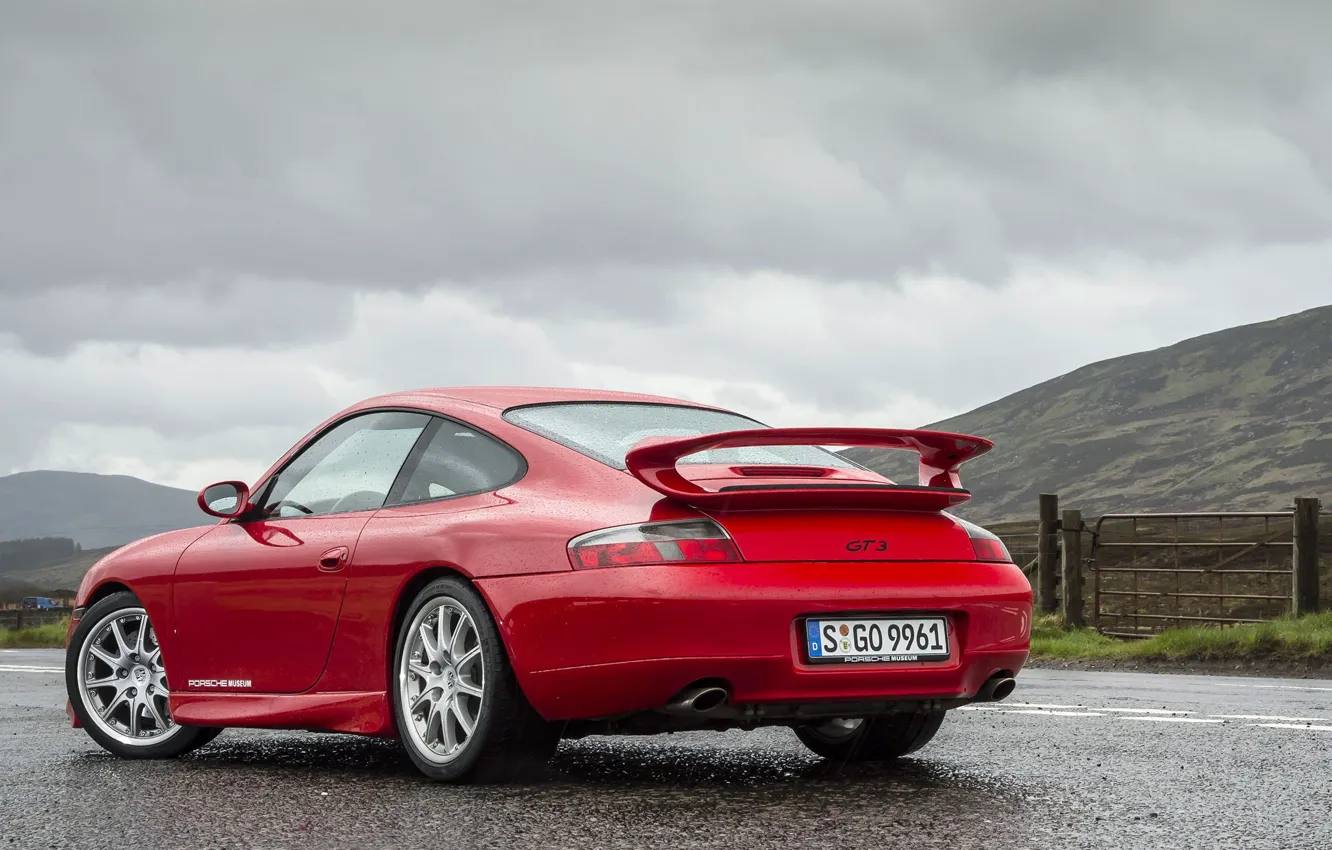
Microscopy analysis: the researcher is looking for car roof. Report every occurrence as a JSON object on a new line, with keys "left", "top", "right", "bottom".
{"left": 359, "top": 386, "right": 725, "bottom": 412}
{"left": 251, "top": 387, "right": 735, "bottom": 495}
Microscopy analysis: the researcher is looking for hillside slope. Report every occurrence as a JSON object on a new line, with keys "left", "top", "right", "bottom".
{"left": 0, "top": 546, "right": 121, "bottom": 594}
{"left": 0, "top": 471, "right": 205, "bottom": 549}
{"left": 846, "top": 305, "right": 1332, "bottom": 522}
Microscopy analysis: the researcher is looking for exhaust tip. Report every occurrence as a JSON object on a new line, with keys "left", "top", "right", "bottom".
{"left": 660, "top": 684, "right": 731, "bottom": 715}
{"left": 975, "top": 674, "right": 1017, "bottom": 703}
{"left": 688, "top": 686, "right": 729, "bottom": 713}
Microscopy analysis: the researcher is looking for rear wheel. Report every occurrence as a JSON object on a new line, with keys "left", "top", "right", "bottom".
{"left": 66, "top": 591, "right": 222, "bottom": 759}
{"left": 794, "top": 711, "right": 945, "bottom": 762}
{"left": 392, "top": 577, "right": 558, "bottom": 782}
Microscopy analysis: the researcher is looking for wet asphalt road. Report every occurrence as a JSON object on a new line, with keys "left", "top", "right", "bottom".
{"left": 2, "top": 649, "right": 1330, "bottom": 850}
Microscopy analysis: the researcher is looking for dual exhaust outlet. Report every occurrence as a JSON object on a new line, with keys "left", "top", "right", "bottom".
{"left": 661, "top": 685, "right": 731, "bottom": 716}
{"left": 975, "top": 673, "right": 1016, "bottom": 702}
{"left": 661, "top": 673, "right": 1015, "bottom": 717}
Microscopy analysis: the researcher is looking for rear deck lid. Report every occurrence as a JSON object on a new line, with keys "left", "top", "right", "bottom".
{"left": 707, "top": 507, "right": 981, "bottom": 562}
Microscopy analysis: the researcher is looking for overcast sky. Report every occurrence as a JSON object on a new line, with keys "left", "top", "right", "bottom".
{"left": 3, "top": 0, "right": 1332, "bottom": 490}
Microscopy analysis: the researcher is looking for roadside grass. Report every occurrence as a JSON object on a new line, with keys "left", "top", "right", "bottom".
{"left": 1030, "top": 612, "right": 1332, "bottom": 661}
{"left": 0, "top": 619, "right": 68, "bottom": 649}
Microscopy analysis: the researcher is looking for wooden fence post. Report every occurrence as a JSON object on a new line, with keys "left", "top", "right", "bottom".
{"left": 1061, "top": 508, "right": 1086, "bottom": 629}
{"left": 1293, "top": 497, "right": 1321, "bottom": 616}
{"left": 1037, "top": 494, "right": 1060, "bottom": 614}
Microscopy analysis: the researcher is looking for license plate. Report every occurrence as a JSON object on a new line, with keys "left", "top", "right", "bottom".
{"left": 804, "top": 616, "right": 950, "bottom": 663}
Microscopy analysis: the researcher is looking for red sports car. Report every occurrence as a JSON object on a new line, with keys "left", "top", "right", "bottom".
{"left": 65, "top": 387, "right": 1031, "bottom": 781}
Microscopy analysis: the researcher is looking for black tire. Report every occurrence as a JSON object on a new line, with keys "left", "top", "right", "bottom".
{"left": 794, "top": 711, "right": 945, "bottom": 763}
{"left": 192, "top": 727, "right": 226, "bottom": 749}
{"left": 65, "top": 591, "right": 222, "bottom": 759}
{"left": 391, "top": 576, "right": 558, "bottom": 782}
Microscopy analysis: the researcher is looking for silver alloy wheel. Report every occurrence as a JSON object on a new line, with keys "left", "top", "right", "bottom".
{"left": 77, "top": 607, "right": 181, "bottom": 746}
{"left": 399, "top": 597, "right": 485, "bottom": 765}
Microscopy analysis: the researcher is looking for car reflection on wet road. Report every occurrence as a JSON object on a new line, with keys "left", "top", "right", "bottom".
{"left": 3, "top": 649, "right": 1330, "bottom": 850}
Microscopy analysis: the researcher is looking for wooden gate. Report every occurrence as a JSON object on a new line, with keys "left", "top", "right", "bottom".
{"left": 1090, "top": 512, "right": 1295, "bottom": 637}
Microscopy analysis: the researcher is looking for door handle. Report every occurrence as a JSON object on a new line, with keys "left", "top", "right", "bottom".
{"left": 318, "top": 547, "right": 349, "bottom": 572}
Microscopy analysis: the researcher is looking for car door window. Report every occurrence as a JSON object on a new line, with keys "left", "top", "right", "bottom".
{"left": 256, "top": 411, "right": 431, "bottom": 518}
{"left": 387, "top": 418, "right": 525, "bottom": 505}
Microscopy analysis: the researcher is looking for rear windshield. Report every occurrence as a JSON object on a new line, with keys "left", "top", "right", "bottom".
{"left": 502, "top": 403, "right": 863, "bottom": 470}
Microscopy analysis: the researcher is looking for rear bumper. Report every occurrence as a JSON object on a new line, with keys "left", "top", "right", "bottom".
{"left": 477, "top": 560, "right": 1033, "bottom": 721}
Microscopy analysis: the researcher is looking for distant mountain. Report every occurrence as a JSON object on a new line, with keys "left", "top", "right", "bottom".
{"left": 0, "top": 545, "right": 120, "bottom": 598}
{"left": 845, "top": 304, "right": 1332, "bottom": 522}
{"left": 0, "top": 471, "right": 205, "bottom": 549}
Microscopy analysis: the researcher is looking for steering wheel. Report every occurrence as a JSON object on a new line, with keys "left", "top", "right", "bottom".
{"left": 267, "top": 499, "right": 315, "bottom": 517}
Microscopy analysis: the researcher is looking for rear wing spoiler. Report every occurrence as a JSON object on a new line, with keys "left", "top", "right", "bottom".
{"left": 624, "top": 427, "right": 994, "bottom": 511}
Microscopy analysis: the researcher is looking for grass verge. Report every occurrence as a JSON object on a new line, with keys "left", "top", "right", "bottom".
{"left": 1031, "top": 612, "right": 1332, "bottom": 661}
{"left": 0, "top": 619, "right": 69, "bottom": 649}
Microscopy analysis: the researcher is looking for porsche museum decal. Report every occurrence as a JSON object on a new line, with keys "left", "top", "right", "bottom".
{"left": 187, "top": 678, "right": 253, "bottom": 688}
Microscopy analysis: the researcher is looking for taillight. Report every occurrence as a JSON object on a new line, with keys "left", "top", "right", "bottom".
{"left": 568, "top": 519, "right": 742, "bottom": 569}
{"left": 970, "top": 537, "right": 1011, "bottom": 562}
{"left": 954, "top": 517, "right": 1012, "bottom": 563}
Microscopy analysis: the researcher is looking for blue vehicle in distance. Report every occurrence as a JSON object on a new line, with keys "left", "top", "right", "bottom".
{"left": 20, "top": 597, "right": 61, "bottom": 610}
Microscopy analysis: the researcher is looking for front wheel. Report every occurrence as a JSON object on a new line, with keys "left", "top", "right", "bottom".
{"left": 66, "top": 591, "right": 222, "bottom": 759}
{"left": 392, "top": 577, "right": 558, "bottom": 782}
{"left": 794, "top": 711, "right": 945, "bottom": 762}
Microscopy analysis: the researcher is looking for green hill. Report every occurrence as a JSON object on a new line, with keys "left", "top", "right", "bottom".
{"left": 845, "top": 305, "right": 1332, "bottom": 522}
{"left": 0, "top": 470, "right": 204, "bottom": 548}
{"left": 0, "top": 546, "right": 120, "bottom": 598}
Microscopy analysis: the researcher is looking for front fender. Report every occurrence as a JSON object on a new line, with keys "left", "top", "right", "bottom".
{"left": 71, "top": 525, "right": 216, "bottom": 673}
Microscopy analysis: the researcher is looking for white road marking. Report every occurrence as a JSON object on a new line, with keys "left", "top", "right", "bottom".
{"left": 957, "top": 695, "right": 1332, "bottom": 733}
{"left": 1247, "top": 685, "right": 1332, "bottom": 693}
{"left": 0, "top": 665, "right": 62, "bottom": 673}
{"left": 964, "top": 703, "right": 1190, "bottom": 715}
{"left": 1095, "top": 708, "right": 1191, "bottom": 715}
{"left": 1212, "top": 714, "right": 1331, "bottom": 723}
{"left": 1251, "top": 723, "right": 1332, "bottom": 732}
{"left": 963, "top": 702, "right": 1088, "bottom": 711}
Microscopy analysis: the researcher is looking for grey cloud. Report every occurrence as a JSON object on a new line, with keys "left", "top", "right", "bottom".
{"left": 0, "top": 280, "right": 356, "bottom": 354}
{"left": 547, "top": 266, "right": 1332, "bottom": 417}
{"left": 0, "top": 329, "right": 344, "bottom": 476}
{"left": 0, "top": 337, "right": 337, "bottom": 437}
{"left": 318, "top": 289, "right": 578, "bottom": 392}
{"left": 5, "top": 0, "right": 1332, "bottom": 487}
{"left": 5, "top": 0, "right": 1332, "bottom": 313}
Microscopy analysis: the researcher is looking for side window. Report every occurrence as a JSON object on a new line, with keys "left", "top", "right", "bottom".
{"left": 256, "top": 411, "right": 431, "bottom": 518}
{"left": 388, "top": 418, "right": 524, "bottom": 505}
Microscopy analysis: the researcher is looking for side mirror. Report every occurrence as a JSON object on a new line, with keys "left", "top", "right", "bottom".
{"left": 198, "top": 481, "right": 251, "bottom": 519}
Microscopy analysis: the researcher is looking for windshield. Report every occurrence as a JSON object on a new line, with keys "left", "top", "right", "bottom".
{"left": 502, "top": 403, "right": 864, "bottom": 470}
